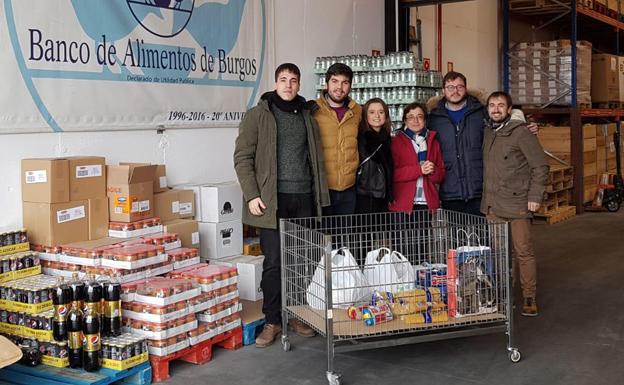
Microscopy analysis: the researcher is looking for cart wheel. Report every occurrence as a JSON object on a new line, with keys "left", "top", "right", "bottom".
{"left": 606, "top": 200, "right": 620, "bottom": 212}
{"left": 326, "top": 372, "right": 342, "bottom": 385}
{"left": 509, "top": 349, "right": 521, "bottom": 363}
{"left": 281, "top": 336, "right": 291, "bottom": 352}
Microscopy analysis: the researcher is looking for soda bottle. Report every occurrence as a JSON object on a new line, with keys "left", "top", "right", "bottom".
{"left": 82, "top": 311, "right": 101, "bottom": 371}
{"left": 52, "top": 277, "right": 71, "bottom": 341}
{"left": 69, "top": 273, "right": 85, "bottom": 311}
{"left": 102, "top": 276, "right": 121, "bottom": 337}
{"left": 84, "top": 275, "right": 102, "bottom": 317}
{"left": 67, "top": 303, "right": 83, "bottom": 368}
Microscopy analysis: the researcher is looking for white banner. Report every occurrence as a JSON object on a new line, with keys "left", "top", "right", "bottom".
{"left": 0, "top": 0, "right": 270, "bottom": 133}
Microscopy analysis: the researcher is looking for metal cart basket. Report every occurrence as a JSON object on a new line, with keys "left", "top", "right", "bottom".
{"left": 280, "top": 209, "right": 519, "bottom": 385}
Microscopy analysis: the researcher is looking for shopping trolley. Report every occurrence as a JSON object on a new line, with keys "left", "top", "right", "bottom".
{"left": 279, "top": 209, "right": 519, "bottom": 385}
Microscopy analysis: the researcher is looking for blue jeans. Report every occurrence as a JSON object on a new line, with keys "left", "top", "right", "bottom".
{"left": 323, "top": 187, "right": 357, "bottom": 216}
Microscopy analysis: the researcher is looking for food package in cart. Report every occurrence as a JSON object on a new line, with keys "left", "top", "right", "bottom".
{"left": 133, "top": 277, "right": 202, "bottom": 306}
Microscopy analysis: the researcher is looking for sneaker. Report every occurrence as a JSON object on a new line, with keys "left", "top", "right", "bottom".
{"left": 255, "top": 323, "right": 282, "bottom": 348}
{"left": 522, "top": 297, "right": 538, "bottom": 317}
{"left": 288, "top": 319, "right": 316, "bottom": 338}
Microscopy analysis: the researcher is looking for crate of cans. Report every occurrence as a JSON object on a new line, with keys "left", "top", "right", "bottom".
{"left": 0, "top": 251, "right": 41, "bottom": 283}
{"left": 147, "top": 335, "right": 190, "bottom": 356}
{"left": 0, "top": 229, "right": 29, "bottom": 257}
{"left": 167, "top": 248, "right": 200, "bottom": 270}
{"left": 100, "top": 244, "right": 168, "bottom": 270}
{"left": 0, "top": 308, "right": 54, "bottom": 342}
{"left": 0, "top": 275, "right": 57, "bottom": 314}
{"left": 169, "top": 264, "right": 238, "bottom": 293}
{"left": 124, "top": 313, "right": 198, "bottom": 340}
{"left": 122, "top": 300, "right": 191, "bottom": 324}
{"left": 132, "top": 278, "right": 201, "bottom": 306}
{"left": 109, "top": 218, "right": 163, "bottom": 238}
{"left": 143, "top": 233, "right": 181, "bottom": 252}
{"left": 102, "top": 333, "right": 149, "bottom": 370}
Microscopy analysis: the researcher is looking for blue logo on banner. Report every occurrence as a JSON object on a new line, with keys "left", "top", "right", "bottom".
{"left": 4, "top": 0, "right": 266, "bottom": 132}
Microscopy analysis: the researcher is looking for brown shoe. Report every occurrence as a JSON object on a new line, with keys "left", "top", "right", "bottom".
{"left": 255, "top": 323, "right": 282, "bottom": 348}
{"left": 288, "top": 319, "right": 316, "bottom": 338}
{"left": 521, "top": 297, "right": 538, "bottom": 317}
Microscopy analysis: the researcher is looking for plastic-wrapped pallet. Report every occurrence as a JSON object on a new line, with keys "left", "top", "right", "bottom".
{"left": 508, "top": 39, "right": 592, "bottom": 106}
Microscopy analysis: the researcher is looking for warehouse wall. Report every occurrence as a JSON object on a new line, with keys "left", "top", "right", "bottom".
{"left": 0, "top": 0, "right": 385, "bottom": 230}
{"left": 415, "top": 0, "right": 500, "bottom": 95}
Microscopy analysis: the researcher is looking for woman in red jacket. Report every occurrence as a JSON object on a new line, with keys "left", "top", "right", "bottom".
{"left": 389, "top": 103, "right": 445, "bottom": 214}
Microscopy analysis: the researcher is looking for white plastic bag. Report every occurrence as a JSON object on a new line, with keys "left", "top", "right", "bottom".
{"left": 306, "top": 248, "right": 370, "bottom": 310}
{"left": 363, "top": 248, "right": 415, "bottom": 293}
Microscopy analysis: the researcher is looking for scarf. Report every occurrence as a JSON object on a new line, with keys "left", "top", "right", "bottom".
{"left": 403, "top": 128, "right": 428, "bottom": 162}
{"left": 269, "top": 91, "right": 305, "bottom": 113}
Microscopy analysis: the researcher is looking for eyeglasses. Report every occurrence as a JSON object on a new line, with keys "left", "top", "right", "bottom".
{"left": 405, "top": 115, "right": 425, "bottom": 122}
{"left": 444, "top": 84, "right": 466, "bottom": 92}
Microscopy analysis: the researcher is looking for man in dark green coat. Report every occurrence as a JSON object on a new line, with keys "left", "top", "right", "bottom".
{"left": 482, "top": 91, "right": 548, "bottom": 317}
{"left": 234, "top": 63, "right": 330, "bottom": 347}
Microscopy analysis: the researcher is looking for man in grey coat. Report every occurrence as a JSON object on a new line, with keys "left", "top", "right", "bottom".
{"left": 234, "top": 63, "right": 330, "bottom": 347}
{"left": 481, "top": 91, "right": 549, "bottom": 317}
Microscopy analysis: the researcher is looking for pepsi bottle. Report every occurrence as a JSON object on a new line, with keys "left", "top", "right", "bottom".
{"left": 70, "top": 272, "right": 85, "bottom": 311}
{"left": 67, "top": 304, "right": 83, "bottom": 368}
{"left": 84, "top": 276, "right": 102, "bottom": 317}
{"left": 82, "top": 312, "right": 101, "bottom": 371}
{"left": 52, "top": 277, "right": 71, "bottom": 341}
{"left": 102, "top": 277, "right": 121, "bottom": 337}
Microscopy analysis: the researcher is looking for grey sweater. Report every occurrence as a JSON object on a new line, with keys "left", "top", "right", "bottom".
{"left": 271, "top": 104, "right": 313, "bottom": 193}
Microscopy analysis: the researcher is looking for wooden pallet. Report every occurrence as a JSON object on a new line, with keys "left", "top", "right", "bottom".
{"left": 149, "top": 327, "right": 242, "bottom": 383}
{"left": 0, "top": 361, "right": 151, "bottom": 385}
{"left": 534, "top": 205, "right": 577, "bottom": 224}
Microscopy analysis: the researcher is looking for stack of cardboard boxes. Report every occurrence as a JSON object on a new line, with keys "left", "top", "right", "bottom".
{"left": 150, "top": 165, "right": 201, "bottom": 251}
{"left": 22, "top": 157, "right": 108, "bottom": 246}
{"left": 174, "top": 182, "right": 243, "bottom": 261}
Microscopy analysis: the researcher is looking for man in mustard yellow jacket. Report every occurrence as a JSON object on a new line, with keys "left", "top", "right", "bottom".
{"left": 315, "top": 63, "right": 362, "bottom": 215}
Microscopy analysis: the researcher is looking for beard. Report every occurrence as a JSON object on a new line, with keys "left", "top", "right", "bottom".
{"left": 489, "top": 114, "right": 508, "bottom": 123}
{"left": 327, "top": 91, "right": 347, "bottom": 104}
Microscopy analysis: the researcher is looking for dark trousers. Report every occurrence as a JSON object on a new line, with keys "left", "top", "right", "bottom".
{"left": 355, "top": 195, "right": 388, "bottom": 214}
{"left": 323, "top": 187, "right": 356, "bottom": 216}
{"left": 441, "top": 198, "right": 483, "bottom": 216}
{"left": 259, "top": 193, "right": 314, "bottom": 325}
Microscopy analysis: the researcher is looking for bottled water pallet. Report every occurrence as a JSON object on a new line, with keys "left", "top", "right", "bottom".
{"left": 150, "top": 327, "right": 242, "bottom": 383}
{"left": 0, "top": 361, "right": 151, "bottom": 385}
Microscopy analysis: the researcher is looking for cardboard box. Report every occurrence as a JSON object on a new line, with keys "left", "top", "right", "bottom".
{"left": 178, "top": 189, "right": 195, "bottom": 219}
{"left": 591, "top": 54, "right": 620, "bottom": 102}
{"left": 23, "top": 200, "right": 89, "bottom": 246}
{"left": 21, "top": 158, "right": 69, "bottom": 203}
{"left": 198, "top": 220, "right": 243, "bottom": 260}
{"left": 107, "top": 164, "right": 156, "bottom": 222}
{"left": 88, "top": 197, "right": 109, "bottom": 240}
{"left": 213, "top": 255, "right": 264, "bottom": 301}
{"left": 163, "top": 219, "right": 199, "bottom": 248}
{"left": 172, "top": 183, "right": 201, "bottom": 220}
{"left": 154, "top": 190, "right": 180, "bottom": 222}
{"left": 243, "top": 237, "right": 262, "bottom": 256}
{"left": 154, "top": 165, "right": 168, "bottom": 194}
{"left": 68, "top": 156, "right": 106, "bottom": 201}
{"left": 199, "top": 182, "right": 243, "bottom": 223}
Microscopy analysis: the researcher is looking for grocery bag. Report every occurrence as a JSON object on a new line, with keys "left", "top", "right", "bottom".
{"left": 447, "top": 230, "right": 496, "bottom": 317}
{"left": 363, "top": 248, "right": 415, "bottom": 294}
{"left": 306, "top": 248, "right": 371, "bottom": 310}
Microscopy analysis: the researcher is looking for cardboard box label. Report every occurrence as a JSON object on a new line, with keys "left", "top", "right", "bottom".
{"left": 115, "top": 197, "right": 150, "bottom": 214}
{"left": 221, "top": 227, "right": 233, "bottom": 247}
{"left": 179, "top": 202, "right": 193, "bottom": 216}
{"left": 25, "top": 170, "right": 47, "bottom": 184}
{"left": 76, "top": 164, "right": 102, "bottom": 179}
{"left": 172, "top": 201, "right": 180, "bottom": 214}
{"left": 192, "top": 231, "right": 199, "bottom": 244}
{"left": 57, "top": 205, "right": 86, "bottom": 224}
{"left": 159, "top": 176, "right": 168, "bottom": 188}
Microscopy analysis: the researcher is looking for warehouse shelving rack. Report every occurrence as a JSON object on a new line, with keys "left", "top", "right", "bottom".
{"left": 503, "top": 0, "right": 623, "bottom": 213}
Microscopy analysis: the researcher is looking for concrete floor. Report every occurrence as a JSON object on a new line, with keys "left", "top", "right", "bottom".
{"left": 165, "top": 210, "right": 624, "bottom": 385}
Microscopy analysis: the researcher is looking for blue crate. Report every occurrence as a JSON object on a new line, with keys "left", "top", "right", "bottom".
{"left": 242, "top": 318, "right": 266, "bottom": 346}
{"left": 0, "top": 361, "right": 151, "bottom": 385}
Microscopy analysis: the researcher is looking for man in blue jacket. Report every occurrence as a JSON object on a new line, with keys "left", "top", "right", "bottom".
{"left": 428, "top": 71, "right": 538, "bottom": 215}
